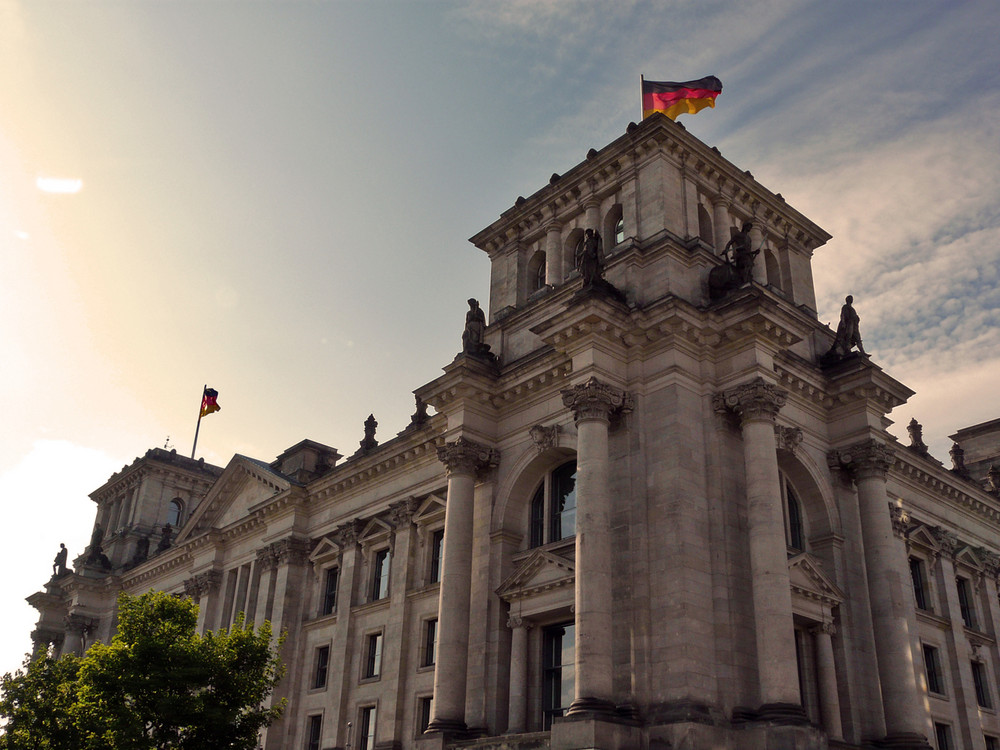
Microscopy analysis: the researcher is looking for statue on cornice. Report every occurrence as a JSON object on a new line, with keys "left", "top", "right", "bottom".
{"left": 579, "top": 229, "right": 604, "bottom": 286}
{"left": 156, "top": 523, "right": 173, "bottom": 553}
{"left": 461, "top": 298, "right": 496, "bottom": 362}
{"left": 52, "top": 543, "right": 68, "bottom": 578}
{"left": 821, "top": 295, "right": 868, "bottom": 366}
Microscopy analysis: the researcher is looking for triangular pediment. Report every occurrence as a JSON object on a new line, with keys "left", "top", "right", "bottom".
{"left": 788, "top": 553, "right": 845, "bottom": 606}
{"left": 955, "top": 545, "right": 984, "bottom": 571}
{"left": 496, "top": 549, "right": 575, "bottom": 602}
{"left": 310, "top": 536, "right": 341, "bottom": 563}
{"left": 177, "top": 455, "right": 294, "bottom": 541}
{"left": 906, "top": 524, "right": 940, "bottom": 552}
{"left": 414, "top": 493, "right": 446, "bottom": 522}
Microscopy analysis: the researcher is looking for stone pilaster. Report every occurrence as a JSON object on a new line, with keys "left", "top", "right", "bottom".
{"left": 427, "top": 438, "right": 499, "bottom": 734}
{"left": 712, "top": 196, "right": 731, "bottom": 255}
{"left": 561, "top": 377, "right": 632, "bottom": 717}
{"left": 715, "top": 378, "right": 805, "bottom": 722}
{"left": 830, "top": 440, "right": 931, "bottom": 750}
{"left": 63, "top": 613, "right": 96, "bottom": 656}
{"left": 545, "top": 223, "right": 563, "bottom": 286}
{"left": 507, "top": 615, "right": 532, "bottom": 733}
{"left": 184, "top": 569, "right": 222, "bottom": 633}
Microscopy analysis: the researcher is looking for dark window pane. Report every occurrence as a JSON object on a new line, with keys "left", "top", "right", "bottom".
{"left": 430, "top": 530, "right": 444, "bottom": 584}
{"left": 529, "top": 484, "right": 545, "bottom": 548}
{"left": 313, "top": 646, "right": 330, "bottom": 689}
{"left": 322, "top": 567, "right": 339, "bottom": 616}
{"left": 549, "top": 461, "right": 577, "bottom": 542}
{"left": 542, "top": 622, "right": 575, "bottom": 729}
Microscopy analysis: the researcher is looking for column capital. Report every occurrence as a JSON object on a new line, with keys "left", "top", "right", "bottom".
{"left": 930, "top": 526, "right": 960, "bottom": 559}
{"left": 507, "top": 614, "right": 534, "bottom": 630}
{"left": 388, "top": 497, "right": 420, "bottom": 529}
{"left": 64, "top": 613, "right": 96, "bottom": 637}
{"left": 714, "top": 377, "right": 787, "bottom": 425}
{"left": 827, "top": 439, "right": 895, "bottom": 482}
{"left": 811, "top": 621, "right": 837, "bottom": 637}
{"left": 889, "top": 504, "right": 912, "bottom": 539}
{"left": 437, "top": 437, "right": 499, "bottom": 478}
{"left": 257, "top": 537, "right": 311, "bottom": 570}
{"left": 184, "top": 569, "right": 222, "bottom": 598}
{"left": 561, "top": 376, "right": 633, "bottom": 424}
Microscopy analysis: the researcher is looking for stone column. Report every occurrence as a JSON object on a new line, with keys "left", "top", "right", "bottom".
{"left": 330, "top": 521, "right": 362, "bottom": 750}
{"left": 749, "top": 224, "right": 767, "bottom": 284}
{"left": 831, "top": 440, "right": 931, "bottom": 749}
{"left": 561, "top": 376, "right": 632, "bottom": 716}
{"left": 813, "top": 622, "right": 843, "bottom": 740}
{"left": 584, "top": 197, "right": 600, "bottom": 236}
{"left": 545, "top": 223, "right": 563, "bottom": 287}
{"left": 184, "top": 569, "right": 222, "bottom": 634}
{"left": 712, "top": 196, "right": 731, "bottom": 255}
{"left": 63, "top": 613, "right": 94, "bottom": 656}
{"left": 427, "top": 438, "right": 498, "bottom": 734}
{"left": 507, "top": 615, "right": 532, "bottom": 733}
{"left": 715, "top": 378, "right": 804, "bottom": 721}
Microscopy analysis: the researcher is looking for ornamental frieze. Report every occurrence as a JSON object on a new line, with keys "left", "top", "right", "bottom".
{"left": 183, "top": 569, "right": 222, "bottom": 598}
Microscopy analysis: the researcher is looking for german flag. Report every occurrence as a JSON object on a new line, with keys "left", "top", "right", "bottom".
{"left": 200, "top": 387, "right": 221, "bottom": 417}
{"left": 642, "top": 76, "right": 722, "bottom": 120}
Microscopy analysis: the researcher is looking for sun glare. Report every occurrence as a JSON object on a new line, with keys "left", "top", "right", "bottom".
{"left": 36, "top": 176, "right": 83, "bottom": 194}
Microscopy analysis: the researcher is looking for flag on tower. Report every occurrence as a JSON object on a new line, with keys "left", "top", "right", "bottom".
{"left": 641, "top": 76, "right": 723, "bottom": 120}
{"left": 200, "top": 387, "right": 221, "bottom": 417}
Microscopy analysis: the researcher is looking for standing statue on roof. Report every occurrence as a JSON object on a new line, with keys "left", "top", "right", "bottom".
{"left": 725, "top": 221, "right": 757, "bottom": 285}
{"left": 579, "top": 229, "right": 605, "bottom": 286}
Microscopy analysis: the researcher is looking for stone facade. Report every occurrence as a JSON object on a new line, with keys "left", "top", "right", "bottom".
{"left": 28, "top": 116, "right": 1000, "bottom": 750}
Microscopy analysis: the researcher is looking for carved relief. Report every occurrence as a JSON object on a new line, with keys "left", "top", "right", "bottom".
{"left": 529, "top": 424, "right": 560, "bottom": 453}
{"left": 889, "top": 504, "right": 911, "bottom": 539}
{"left": 388, "top": 497, "right": 420, "bottom": 529}
{"left": 183, "top": 569, "right": 222, "bottom": 598}
{"left": 775, "top": 425, "right": 803, "bottom": 454}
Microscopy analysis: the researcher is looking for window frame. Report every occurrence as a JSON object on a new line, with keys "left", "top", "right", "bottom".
{"left": 923, "top": 643, "right": 945, "bottom": 695}
{"left": 312, "top": 645, "right": 330, "bottom": 690}
{"left": 363, "top": 631, "right": 384, "bottom": 680}
{"left": 359, "top": 705, "right": 377, "bottom": 750}
{"left": 305, "top": 714, "right": 322, "bottom": 750}
{"left": 781, "top": 477, "right": 805, "bottom": 552}
{"left": 421, "top": 617, "right": 438, "bottom": 669}
{"left": 371, "top": 548, "right": 391, "bottom": 601}
{"left": 528, "top": 460, "right": 578, "bottom": 550}
{"left": 973, "top": 659, "right": 993, "bottom": 709}
{"left": 320, "top": 566, "right": 339, "bottom": 617}
{"left": 910, "top": 557, "right": 932, "bottom": 612}
{"left": 166, "top": 498, "right": 184, "bottom": 528}
{"left": 541, "top": 621, "right": 575, "bottom": 729}
{"left": 956, "top": 575, "right": 978, "bottom": 630}
{"left": 935, "top": 722, "right": 953, "bottom": 750}
{"left": 429, "top": 529, "right": 444, "bottom": 585}
{"left": 417, "top": 695, "right": 434, "bottom": 735}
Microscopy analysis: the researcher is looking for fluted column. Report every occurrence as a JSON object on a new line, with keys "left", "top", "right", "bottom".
{"left": 814, "top": 622, "right": 843, "bottom": 740}
{"left": 561, "top": 377, "right": 632, "bottom": 716}
{"left": 507, "top": 615, "right": 532, "bottom": 733}
{"left": 545, "top": 223, "right": 563, "bottom": 286}
{"left": 715, "top": 378, "right": 804, "bottom": 721}
{"left": 830, "top": 440, "right": 930, "bottom": 749}
{"left": 749, "top": 224, "right": 767, "bottom": 284}
{"left": 427, "top": 438, "right": 499, "bottom": 734}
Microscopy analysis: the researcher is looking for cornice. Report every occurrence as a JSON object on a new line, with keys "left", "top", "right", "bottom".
{"left": 121, "top": 547, "right": 193, "bottom": 588}
{"left": 310, "top": 433, "right": 445, "bottom": 501}
{"left": 891, "top": 453, "right": 1000, "bottom": 526}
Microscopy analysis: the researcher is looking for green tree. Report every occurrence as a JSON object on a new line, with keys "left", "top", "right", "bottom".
{"left": 0, "top": 592, "right": 284, "bottom": 750}
{"left": 0, "top": 651, "right": 84, "bottom": 749}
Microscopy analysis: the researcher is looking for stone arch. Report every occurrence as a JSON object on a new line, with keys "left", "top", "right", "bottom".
{"left": 764, "top": 247, "right": 782, "bottom": 291}
{"left": 527, "top": 250, "right": 546, "bottom": 294}
{"left": 564, "top": 228, "right": 585, "bottom": 274}
{"left": 603, "top": 203, "right": 624, "bottom": 250}
{"left": 777, "top": 448, "right": 839, "bottom": 546}
{"left": 494, "top": 442, "right": 577, "bottom": 541}
{"left": 698, "top": 203, "right": 714, "bottom": 246}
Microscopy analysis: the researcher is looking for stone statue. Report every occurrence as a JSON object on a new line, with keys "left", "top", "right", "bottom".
{"left": 725, "top": 222, "right": 757, "bottom": 285}
{"left": 84, "top": 525, "right": 111, "bottom": 569}
{"left": 52, "top": 543, "right": 68, "bottom": 577}
{"left": 361, "top": 414, "right": 378, "bottom": 451}
{"left": 133, "top": 535, "right": 150, "bottom": 564}
{"left": 156, "top": 523, "right": 173, "bottom": 553}
{"left": 950, "top": 442, "right": 970, "bottom": 478}
{"left": 462, "top": 299, "right": 486, "bottom": 354}
{"left": 708, "top": 222, "right": 758, "bottom": 300}
{"left": 579, "top": 229, "right": 604, "bottom": 286}
{"left": 408, "top": 395, "right": 429, "bottom": 429}
{"left": 832, "top": 295, "right": 866, "bottom": 357}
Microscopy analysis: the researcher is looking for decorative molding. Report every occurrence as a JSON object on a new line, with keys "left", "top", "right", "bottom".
{"left": 930, "top": 526, "right": 960, "bottom": 560}
{"left": 183, "top": 569, "right": 222, "bottom": 598}
{"left": 561, "top": 376, "right": 633, "bottom": 423}
{"left": 889, "top": 503, "right": 911, "bottom": 539}
{"left": 388, "top": 497, "right": 420, "bottom": 529}
{"left": 713, "top": 377, "right": 786, "bottom": 425}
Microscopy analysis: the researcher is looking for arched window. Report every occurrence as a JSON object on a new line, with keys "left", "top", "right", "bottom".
{"left": 528, "top": 250, "right": 547, "bottom": 293}
{"left": 167, "top": 498, "right": 184, "bottom": 528}
{"left": 764, "top": 248, "right": 782, "bottom": 290}
{"left": 782, "top": 478, "right": 805, "bottom": 552}
{"left": 528, "top": 460, "right": 577, "bottom": 548}
{"left": 603, "top": 204, "right": 624, "bottom": 249}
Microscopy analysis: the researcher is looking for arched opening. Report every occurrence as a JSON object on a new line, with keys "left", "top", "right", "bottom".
{"left": 698, "top": 203, "right": 714, "bottom": 246}
{"left": 527, "top": 250, "right": 547, "bottom": 294}
{"left": 603, "top": 204, "right": 624, "bottom": 250}
{"left": 564, "top": 228, "right": 585, "bottom": 275}
{"left": 167, "top": 498, "right": 184, "bottom": 528}
{"left": 764, "top": 248, "right": 782, "bottom": 291}
{"left": 528, "top": 460, "right": 577, "bottom": 548}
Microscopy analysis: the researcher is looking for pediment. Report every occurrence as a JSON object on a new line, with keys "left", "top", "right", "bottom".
{"left": 414, "top": 493, "right": 446, "bottom": 522}
{"left": 906, "top": 524, "right": 940, "bottom": 552}
{"left": 177, "top": 455, "right": 293, "bottom": 541}
{"left": 788, "top": 553, "right": 845, "bottom": 606}
{"left": 955, "top": 545, "right": 984, "bottom": 571}
{"left": 496, "top": 549, "right": 575, "bottom": 602}
{"left": 310, "top": 536, "right": 341, "bottom": 563}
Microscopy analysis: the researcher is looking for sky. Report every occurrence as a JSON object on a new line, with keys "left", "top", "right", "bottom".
{"left": 1, "top": 0, "right": 999, "bottom": 679}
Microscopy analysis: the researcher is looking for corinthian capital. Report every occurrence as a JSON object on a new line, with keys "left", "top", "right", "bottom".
{"left": 713, "top": 377, "right": 787, "bottom": 425}
{"left": 560, "top": 376, "right": 633, "bottom": 424}
{"left": 437, "top": 437, "right": 499, "bottom": 478}
{"left": 827, "top": 439, "right": 895, "bottom": 482}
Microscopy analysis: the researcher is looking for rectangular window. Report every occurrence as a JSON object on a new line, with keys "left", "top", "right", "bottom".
{"left": 957, "top": 576, "right": 977, "bottom": 629}
{"left": 321, "top": 567, "right": 339, "bottom": 616}
{"left": 542, "top": 622, "right": 575, "bottom": 729}
{"left": 372, "top": 549, "right": 391, "bottom": 601}
{"left": 422, "top": 618, "right": 437, "bottom": 667}
{"left": 985, "top": 736, "right": 999, "bottom": 750}
{"left": 364, "top": 632, "right": 383, "bottom": 679}
{"left": 935, "top": 723, "right": 953, "bottom": 750}
{"left": 305, "top": 715, "right": 322, "bottom": 750}
{"left": 360, "top": 706, "right": 377, "bottom": 750}
{"left": 313, "top": 645, "right": 330, "bottom": 690}
{"left": 924, "top": 644, "right": 944, "bottom": 695}
{"left": 429, "top": 529, "right": 444, "bottom": 584}
{"left": 973, "top": 660, "right": 993, "bottom": 708}
{"left": 418, "top": 695, "right": 434, "bottom": 734}
{"left": 910, "top": 557, "right": 931, "bottom": 611}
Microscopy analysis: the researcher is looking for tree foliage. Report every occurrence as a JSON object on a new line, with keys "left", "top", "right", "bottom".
{"left": 0, "top": 592, "right": 284, "bottom": 750}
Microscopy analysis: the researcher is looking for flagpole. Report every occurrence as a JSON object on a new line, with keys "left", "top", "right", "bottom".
{"left": 640, "top": 74, "right": 645, "bottom": 121}
{"left": 191, "top": 384, "right": 205, "bottom": 459}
